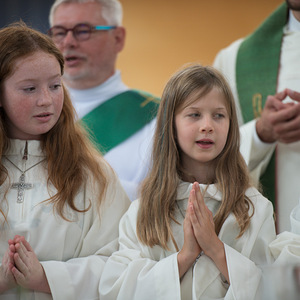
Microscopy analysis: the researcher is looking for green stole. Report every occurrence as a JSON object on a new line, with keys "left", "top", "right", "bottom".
{"left": 236, "top": 2, "right": 288, "bottom": 207}
{"left": 81, "top": 89, "right": 160, "bottom": 154}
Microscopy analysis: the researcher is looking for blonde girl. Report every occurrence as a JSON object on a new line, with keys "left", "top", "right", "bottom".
{"left": 0, "top": 22, "right": 130, "bottom": 299}
{"left": 100, "top": 64, "right": 276, "bottom": 300}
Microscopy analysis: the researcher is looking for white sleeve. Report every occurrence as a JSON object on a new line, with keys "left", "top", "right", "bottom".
{"left": 41, "top": 171, "right": 130, "bottom": 300}
{"left": 99, "top": 201, "right": 182, "bottom": 300}
{"left": 269, "top": 231, "right": 300, "bottom": 265}
{"left": 224, "top": 197, "right": 276, "bottom": 300}
{"left": 193, "top": 195, "right": 276, "bottom": 300}
{"left": 240, "top": 120, "right": 276, "bottom": 185}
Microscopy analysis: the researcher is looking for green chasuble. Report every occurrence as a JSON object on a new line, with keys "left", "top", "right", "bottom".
{"left": 81, "top": 89, "right": 160, "bottom": 154}
{"left": 236, "top": 3, "right": 288, "bottom": 207}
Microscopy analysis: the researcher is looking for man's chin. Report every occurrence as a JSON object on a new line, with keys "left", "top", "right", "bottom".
{"left": 62, "top": 71, "right": 87, "bottom": 82}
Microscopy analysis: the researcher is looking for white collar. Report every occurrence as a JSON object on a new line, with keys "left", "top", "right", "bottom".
{"left": 5, "top": 139, "right": 44, "bottom": 158}
{"left": 287, "top": 10, "right": 300, "bottom": 32}
{"left": 176, "top": 181, "right": 259, "bottom": 202}
{"left": 67, "top": 70, "right": 129, "bottom": 119}
{"left": 177, "top": 181, "right": 221, "bottom": 201}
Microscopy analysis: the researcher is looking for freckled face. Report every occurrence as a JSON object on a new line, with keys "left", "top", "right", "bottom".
{"left": 0, "top": 51, "right": 64, "bottom": 140}
{"left": 175, "top": 87, "right": 230, "bottom": 173}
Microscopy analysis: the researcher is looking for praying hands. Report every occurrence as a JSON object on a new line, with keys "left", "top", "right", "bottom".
{"left": 0, "top": 235, "right": 50, "bottom": 294}
{"left": 178, "top": 183, "right": 229, "bottom": 283}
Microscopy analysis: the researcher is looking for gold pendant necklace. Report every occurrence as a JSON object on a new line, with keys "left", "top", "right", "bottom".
{"left": 5, "top": 157, "right": 46, "bottom": 203}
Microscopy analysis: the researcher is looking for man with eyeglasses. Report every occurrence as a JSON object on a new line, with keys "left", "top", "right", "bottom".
{"left": 48, "top": 0, "right": 159, "bottom": 201}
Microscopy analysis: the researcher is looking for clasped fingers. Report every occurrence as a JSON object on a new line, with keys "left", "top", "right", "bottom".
{"left": 11, "top": 241, "right": 45, "bottom": 291}
{"left": 189, "top": 183, "right": 217, "bottom": 254}
{"left": 190, "top": 182, "right": 213, "bottom": 225}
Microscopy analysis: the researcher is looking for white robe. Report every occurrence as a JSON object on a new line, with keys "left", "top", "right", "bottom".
{"left": 0, "top": 139, "right": 130, "bottom": 300}
{"left": 99, "top": 182, "right": 276, "bottom": 300}
{"left": 68, "top": 71, "right": 156, "bottom": 202}
{"left": 213, "top": 16, "right": 300, "bottom": 233}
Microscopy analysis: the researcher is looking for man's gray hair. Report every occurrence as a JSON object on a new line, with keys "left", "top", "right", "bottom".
{"left": 49, "top": 0, "right": 123, "bottom": 27}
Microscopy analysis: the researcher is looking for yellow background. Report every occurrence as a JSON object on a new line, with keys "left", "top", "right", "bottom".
{"left": 118, "top": 0, "right": 284, "bottom": 97}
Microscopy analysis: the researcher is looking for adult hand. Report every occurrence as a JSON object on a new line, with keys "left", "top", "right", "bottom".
{"left": 10, "top": 235, "right": 51, "bottom": 294}
{"left": 256, "top": 89, "right": 300, "bottom": 143}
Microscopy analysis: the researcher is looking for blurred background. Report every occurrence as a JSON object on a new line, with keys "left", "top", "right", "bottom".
{"left": 0, "top": 0, "right": 283, "bottom": 96}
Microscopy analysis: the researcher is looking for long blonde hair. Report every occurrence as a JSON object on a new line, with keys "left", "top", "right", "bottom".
{"left": 0, "top": 22, "right": 108, "bottom": 221}
{"left": 137, "top": 64, "right": 254, "bottom": 250}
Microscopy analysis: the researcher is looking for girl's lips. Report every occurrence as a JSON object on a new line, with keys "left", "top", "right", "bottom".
{"left": 196, "top": 139, "right": 214, "bottom": 149}
{"left": 35, "top": 112, "right": 52, "bottom": 117}
{"left": 197, "top": 138, "right": 214, "bottom": 143}
{"left": 34, "top": 113, "right": 53, "bottom": 122}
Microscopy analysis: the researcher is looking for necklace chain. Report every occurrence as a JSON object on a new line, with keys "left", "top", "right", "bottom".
{"left": 5, "top": 157, "right": 46, "bottom": 174}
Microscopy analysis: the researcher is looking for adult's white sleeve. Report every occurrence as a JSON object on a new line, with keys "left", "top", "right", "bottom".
{"left": 240, "top": 120, "right": 276, "bottom": 186}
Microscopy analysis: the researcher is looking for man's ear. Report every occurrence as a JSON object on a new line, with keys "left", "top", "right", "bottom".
{"left": 114, "top": 26, "right": 126, "bottom": 52}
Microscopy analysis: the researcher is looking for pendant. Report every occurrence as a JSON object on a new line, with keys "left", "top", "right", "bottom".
{"left": 11, "top": 173, "right": 33, "bottom": 203}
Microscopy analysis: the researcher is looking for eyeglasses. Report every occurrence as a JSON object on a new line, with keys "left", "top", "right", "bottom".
{"left": 48, "top": 23, "right": 117, "bottom": 43}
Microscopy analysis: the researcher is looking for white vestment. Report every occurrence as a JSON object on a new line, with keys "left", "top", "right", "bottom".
{"left": 68, "top": 71, "right": 157, "bottom": 201}
{"left": 0, "top": 139, "right": 130, "bottom": 300}
{"left": 213, "top": 13, "right": 300, "bottom": 233}
{"left": 99, "top": 182, "right": 276, "bottom": 300}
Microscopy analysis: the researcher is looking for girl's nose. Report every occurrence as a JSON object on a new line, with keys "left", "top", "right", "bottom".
{"left": 200, "top": 116, "right": 213, "bottom": 132}
{"left": 37, "top": 89, "right": 52, "bottom": 106}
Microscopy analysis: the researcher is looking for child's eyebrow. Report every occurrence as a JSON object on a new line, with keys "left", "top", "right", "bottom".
{"left": 185, "top": 106, "right": 227, "bottom": 110}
